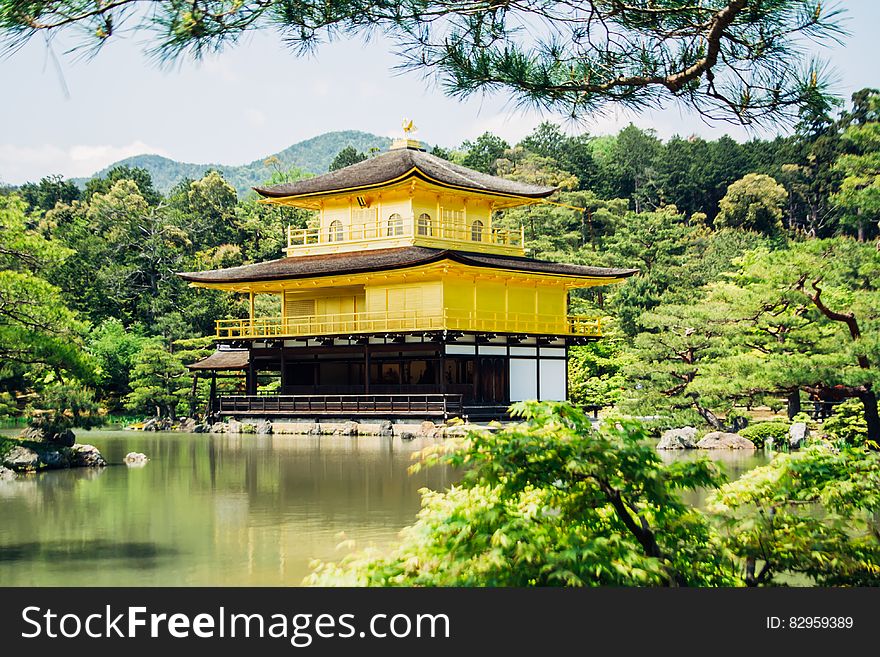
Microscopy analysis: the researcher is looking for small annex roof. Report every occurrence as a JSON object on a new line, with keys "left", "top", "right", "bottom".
{"left": 253, "top": 147, "right": 556, "bottom": 201}
{"left": 187, "top": 349, "right": 249, "bottom": 371}
{"left": 178, "top": 247, "right": 638, "bottom": 285}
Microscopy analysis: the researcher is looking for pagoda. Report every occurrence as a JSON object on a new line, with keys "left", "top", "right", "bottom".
{"left": 180, "top": 125, "right": 636, "bottom": 420}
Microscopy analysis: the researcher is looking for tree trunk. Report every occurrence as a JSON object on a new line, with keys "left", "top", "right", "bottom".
{"left": 787, "top": 389, "right": 801, "bottom": 420}
{"left": 857, "top": 388, "right": 880, "bottom": 447}
{"left": 695, "top": 403, "right": 723, "bottom": 429}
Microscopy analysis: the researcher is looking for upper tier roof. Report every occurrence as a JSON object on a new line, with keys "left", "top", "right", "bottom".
{"left": 178, "top": 247, "right": 638, "bottom": 285}
{"left": 253, "top": 147, "right": 556, "bottom": 200}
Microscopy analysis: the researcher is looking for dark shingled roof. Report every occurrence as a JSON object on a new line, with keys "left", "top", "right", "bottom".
{"left": 187, "top": 349, "right": 249, "bottom": 371}
{"left": 254, "top": 147, "right": 556, "bottom": 199}
{"left": 178, "top": 247, "right": 638, "bottom": 285}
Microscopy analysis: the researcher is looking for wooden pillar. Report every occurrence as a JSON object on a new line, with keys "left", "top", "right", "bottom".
{"left": 473, "top": 343, "right": 481, "bottom": 402}
{"left": 364, "top": 343, "right": 370, "bottom": 394}
{"left": 189, "top": 373, "right": 198, "bottom": 418}
{"left": 209, "top": 372, "right": 217, "bottom": 420}
{"left": 247, "top": 350, "right": 257, "bottom": 395}
{"left": 249, "top": 291, "right": 255, "bottom": 334}
{"left": 280, "top": 347, "right": 287, "bottom": 394}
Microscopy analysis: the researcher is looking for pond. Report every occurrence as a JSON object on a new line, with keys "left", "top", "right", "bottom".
{"left": 0, "top": 430, "right": 770, "bottom": 586}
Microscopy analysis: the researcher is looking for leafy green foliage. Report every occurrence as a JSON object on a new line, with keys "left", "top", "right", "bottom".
{"left": 310, "top": 402, "right": 880, "bottom": 587}
{"left": 124, "top": 340, "right": 189, "bottom": 419}
{"left": 823, "top": 399, "right": 869, "bottom": 446}
{"left": 329, "top": 146, "right": 367, "bottom": 171}
{"left": 709, "top": 444, "right": 880, "bottom": 586}
{"left": 740, "top": 422, "right": 791, "bottom": 448}
{"left": 27, "top": 384, "right": 103, "bottom": 434}
{"left": 715, "top": 173, "right": 788, "bottom": 234}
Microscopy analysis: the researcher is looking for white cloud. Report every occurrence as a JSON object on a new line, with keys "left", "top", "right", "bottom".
{"left": 0, "top": 141, "right": 170, "bottom": 184}
{"left": 244, "top": 108, "right": 267, "bottom": 128}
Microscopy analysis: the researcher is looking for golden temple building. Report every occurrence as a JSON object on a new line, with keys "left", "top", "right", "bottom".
{"left": 181, "top": 128, "right": 636, "bottom": 420}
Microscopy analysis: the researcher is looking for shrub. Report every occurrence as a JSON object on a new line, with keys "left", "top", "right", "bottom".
{"left": 739, "top": 421, "right": 790, "bottom": 448}
{"left": 823, "top": 399, "right": 868, "bottom": 446}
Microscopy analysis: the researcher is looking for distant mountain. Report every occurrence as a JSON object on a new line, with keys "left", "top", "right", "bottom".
{"left": 72, "top": 130, "right": 392, "bottom": 197}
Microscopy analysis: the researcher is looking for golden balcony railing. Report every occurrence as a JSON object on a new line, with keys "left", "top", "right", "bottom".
{"left": 286, "top": 214, "right": 525, "bottom": 256}
{"left": 215, "top": 310, "right": 601, "bottom": 339}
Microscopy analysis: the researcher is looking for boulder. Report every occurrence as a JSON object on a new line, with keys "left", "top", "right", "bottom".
{"left": 192, "top": 422, "right": 210, "bottom": 433}
{"left": 3, "top": 445, "right": 40, "bottom": 471}
{"left": 378, "top": 420, "right": 394, "bottom": 437}
{"left": 226, "top": 419, "right": 242, "bottom": 434}
{"left": 255, "top": 420, "right": 273, "bottom": 435}
{"left": 210, "top": 422, "right": 227, "bottom": 434}
{"left": 696, "top": 432, "right": 756, "bottom": 450}
{"left": 69, "top": 444, "right": 107, "bottom": 468}
{"left": 788, "top": 422, "right": 809, "bottom": 448}
{"left": 177, "top": 418, "right": 197, "bottom": 433}
{"left": 399, "top": 431, "right": 416, "bottom": 441}
{"left": 0, "top": 466, "right": 17, "bottom": 480}
{"left": 49, "top": 428, "right": 76, "bottom": 448}
{"left": 124, "top": 452, "right": 149, "bottom": 467}
{"left": 142, "top": 418, "right": 163, "bottom": 432}
{"left": 420, "top": 421, "right": 439, "bottom": 437}
{"left": 657, "top": 427, "right": 698, "bottom": 450}
{"left": 335, "top": 421, "right": 358, "bottom": 436}
{"left": 40, "top": 449, "right": 71, "bottom": 469}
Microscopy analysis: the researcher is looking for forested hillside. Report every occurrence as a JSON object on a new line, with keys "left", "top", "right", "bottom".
{"left": 70, "top": 131, "right": 392, "bottom": 196}
{"left": 2, "top": 87, "right": 878, "bottom": 442}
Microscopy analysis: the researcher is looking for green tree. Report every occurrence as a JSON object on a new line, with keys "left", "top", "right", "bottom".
{"left": 709, "top": 444, "right": 880, "bottom": 586}
{"left": 124, "top": 340, "right": 188, "bottom": 419}
{"left": 699, "top": 238, "right": 880, "bottom": 444}
{"left": 84, "top": 165, "right": 161, "bottom": 205}
{"left": 87, "top": 319, "right": 148, "bottom": 409}
{"left": 328, "top": 146, "right": 367, "bottom": 171}
{"left": 18, "top": 174, "right": 80, "bottom": 214}
{"left": 0, "top": 195, "right": 91, "bottom": 381}
{"left": 715, "top": 173, "right": 788, "bottom": 234}
{"left": 831, "top": 91, "right": 880, "bottom": 241}
{"left": 460, "top": 133, "right": 510, "bottom": 175}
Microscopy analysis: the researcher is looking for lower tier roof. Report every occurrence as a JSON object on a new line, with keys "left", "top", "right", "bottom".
{"left": 178, "top": 247, "right": 637, "bottom": 285}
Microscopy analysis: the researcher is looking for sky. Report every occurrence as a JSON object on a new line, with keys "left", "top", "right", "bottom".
{"left": 1, "top": 1, "right": 878, "bottom": 185}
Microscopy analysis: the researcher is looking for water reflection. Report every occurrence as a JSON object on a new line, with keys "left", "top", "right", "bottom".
{"left": 0, "top": 431, "right": 451, "bottom": 586}
{"left": 0, "top": 431, "right": 769, "bottom": 586}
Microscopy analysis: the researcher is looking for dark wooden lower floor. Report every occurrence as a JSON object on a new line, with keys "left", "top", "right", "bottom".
{"left": 206, "top": 331, "right": 576, "bottom": 420}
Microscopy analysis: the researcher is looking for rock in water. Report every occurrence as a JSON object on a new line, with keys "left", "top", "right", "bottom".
{"left": 124, "top": 452, "right": 149, "bottom": 467}
{"left": 788, "top": 422, "right": 809, "bottom": 448}
{"left": 70, "top": 444, "right": 107, "bottom": 468}
{"left": 177, "top": 418, "right": 197, "bottom": 433}
{"left": 255, "top": 420, "right": 273, "bottom": 435}
{"left": 0, "top": 466, "right": 17, "bottom": 480}
{"left": 696, "top": 432, "right": 756, "bottom": 450}
{"left": 657, "top": 427, "right": 698, "bottom": 450}
{"left": 210, "top": 422, "right": 227, "bottom": 433}
{"left": 3, "top": 446, "right": 40, "bottom": 471}
{"left": 41, "top": 449, "right": 70, "bottom": 469}
{"left": 335, "top": 421, "right": 358, "bottom": 436}
{"left": 49, "top": 428, "right": 76, "bottom": 448}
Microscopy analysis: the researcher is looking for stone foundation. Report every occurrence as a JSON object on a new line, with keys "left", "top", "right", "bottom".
{"left": 209, "top": 418, "right": 477, "bottom": 438}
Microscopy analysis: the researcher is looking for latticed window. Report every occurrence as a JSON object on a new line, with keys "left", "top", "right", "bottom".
{"left": 328, "top": 219, "right": 343, "bottom": 242}
{"left": 417, "top": 213, "right": 432, "bottom": 236}
{"left": 387, "top": 213, "right": 404, "bottom": 236}
{"left": 471, "top": 219, "right": 484, "bottom": 242}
